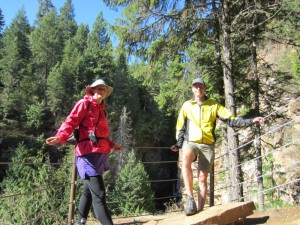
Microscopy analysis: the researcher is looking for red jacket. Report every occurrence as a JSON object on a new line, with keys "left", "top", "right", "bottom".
{"left": 56, "top": 95, "right": 115, "bottom": 156}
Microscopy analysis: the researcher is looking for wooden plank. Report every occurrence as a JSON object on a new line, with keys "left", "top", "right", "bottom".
{"left": 143, "top": 201, "right": 256, "bottom": 225}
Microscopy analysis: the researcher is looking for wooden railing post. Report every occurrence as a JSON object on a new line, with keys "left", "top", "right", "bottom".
{"left": 210, "top": 163, "right": 215, "bottom": 207}
{"left": 68, "top": 154, "right": 77, "bottom": 225}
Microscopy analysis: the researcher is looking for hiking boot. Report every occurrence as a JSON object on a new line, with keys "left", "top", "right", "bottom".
{"left": 77, "top": 218, "right": 86, "bottom": 225}
{"left": 185, "top": 196, "right": 197, "bottom": 216}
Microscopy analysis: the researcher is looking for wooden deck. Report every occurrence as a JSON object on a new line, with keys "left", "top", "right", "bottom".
{"left": 143, "top": 201, "right": 256, "bottom": 225}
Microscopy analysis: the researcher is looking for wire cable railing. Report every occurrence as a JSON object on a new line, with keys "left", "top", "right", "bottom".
{"left": 214, "top": 136, "right": 300, "bottom": 177}
{"left": 214, "top": 159, "right": 300, "bottom": 192}
{"left": 237, "top": 177, "right": 300, "bottom": 203}
{"left": 0, "top": 97, "right": 299, "bottom": 224}
{"left": 212, "top": 96, "right": 300, "bottom": 147}
{"left": 214, "top": 117, "right": 297, "bottom": 160}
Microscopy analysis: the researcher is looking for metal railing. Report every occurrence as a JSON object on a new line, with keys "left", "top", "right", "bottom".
{"left": 0, "top": 97, "right": 299, "bottom": 224}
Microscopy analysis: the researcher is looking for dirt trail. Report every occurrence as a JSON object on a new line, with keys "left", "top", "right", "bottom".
{"left": 86, "top": 206, "right": 300, "bottom": 224}
{"left": 243, "top": 206, "right": 300, "bottom": 225}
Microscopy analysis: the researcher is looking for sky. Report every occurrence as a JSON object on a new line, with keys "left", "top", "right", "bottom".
{"left": 0, "top": 0, "right": 122, "bottom": 30}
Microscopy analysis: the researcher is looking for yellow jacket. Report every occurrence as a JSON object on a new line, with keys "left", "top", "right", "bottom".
{"left": 175, "top": 98, "right": 253, "bottom": 147}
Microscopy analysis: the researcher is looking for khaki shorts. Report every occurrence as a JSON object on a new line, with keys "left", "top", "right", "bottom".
{"left": 182, "top": 141, "right": 215, "bottom": 173}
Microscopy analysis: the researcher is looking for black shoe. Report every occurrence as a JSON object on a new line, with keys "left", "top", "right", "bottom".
{"left": 185, "top": 196, "right": 197, "bottom": 216}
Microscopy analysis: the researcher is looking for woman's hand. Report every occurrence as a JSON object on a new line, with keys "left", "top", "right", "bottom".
{"left": 46, "top": 136, "right": 60, "bottom": 145}
{"left": 112, "top": 144, "right": 123, "bottom": 151}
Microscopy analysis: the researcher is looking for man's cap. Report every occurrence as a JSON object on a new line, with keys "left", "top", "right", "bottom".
{"left": 192, "top": 78, "right": 205, "bottom": 85}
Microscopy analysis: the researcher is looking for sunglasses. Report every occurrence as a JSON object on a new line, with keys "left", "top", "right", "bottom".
{"left": 93, "top": 87, "right": 107, "bottom": 92}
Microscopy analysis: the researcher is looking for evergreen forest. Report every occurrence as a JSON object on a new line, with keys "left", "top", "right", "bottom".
{"left": 0, "top": 0, "right": 299, "bottom": 224}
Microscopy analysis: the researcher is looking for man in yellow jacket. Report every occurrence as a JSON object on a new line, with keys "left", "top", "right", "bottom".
{"left": 171, "top": 78, "right": 264, "bottom": 216}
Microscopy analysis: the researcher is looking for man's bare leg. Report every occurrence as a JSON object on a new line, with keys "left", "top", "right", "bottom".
{"left": 198, "top": 170, "right": 208, "bottom": 211}
{"left": 182, "top": 149, "right": 197, "bottom": 215}
{"left": 182, "top": 149, "right": 196, "bottom": 196}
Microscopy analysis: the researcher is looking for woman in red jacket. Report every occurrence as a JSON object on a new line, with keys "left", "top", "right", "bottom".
{"left": 46, "top": 79, "right": 122, "bottom": 225}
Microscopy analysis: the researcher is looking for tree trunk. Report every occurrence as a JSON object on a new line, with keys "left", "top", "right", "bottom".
{"left": 212, "top": 0, "right": 224, "bottom": 98}
{"left": 44, "top": 63, "right": 48, "bottom": 107}
{"left": 222, "top": 125, "right": 231, "bottom": 203}
{"left": 220, "top": 0, "right": 243, "bottom": 202}
{"left": 251, "top": 1, "right": 264, "bottom": 211}
{"left": 209, "top": 0, "right": 224, "bottom": 206}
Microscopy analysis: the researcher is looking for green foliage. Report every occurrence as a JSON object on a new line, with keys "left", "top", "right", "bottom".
{"left": 0, "top": 8, "right": 32, "bottom": 120}
{"left": 30, "top": 9, "right": 63, "bottom": 69}
{"left": 0, "top": 1, "right": 176, "bottom": 223}
{"left": 47, "top": 37, "right": 86, "bottom": 113}
{"left": 0, "top": 0, "right": 299, "bottom": 222}
{"left": 261, "top": 153, "right": 290, "bottom": 208}
{"left": 193, "top": 180, "right": 199, "bottom": 191}
{"left": 109, "top": 53, "right": 140, "bottom": 128}
{"left": 46, "top": 24, "right": 90, "bottom": 115}
{"left": 58, "top": 0, "right": 77, "bottom": 42}
{"left": 0, "top": 142, "right": 70, "bottom": 224}
{"left": 26, "top": 102, "right": 45, "bottom": 131}
{"left": 280, "top": 1, "right": 300, "bottom": 80}
{"left": 36, "top": 0, "right": 55, "bottom": 21}
{"left": 112, "top": 151, "right": 155, "bottom": 216}
{"left": 290, "top": 50, "right": 300, "bottom": 80}
{"left": 272, "top": 1, "right": 300, "bottom": 45}
{"left": 239, "top": 106, "right": 252, "bottom": 117}
{"left": 84, "top": 11, "right": 115, "bottom": 85}
{"left": 278, "top": 46, "right": 300, "bottom": 81}
{"left": 0, "top": 8, "right": 4, "bottom": 34}
{"left": 29, "top": 9, "right": 64, "bottom": 104}
{"left": 263, "top": 196, "right": 292, "bottom": 210}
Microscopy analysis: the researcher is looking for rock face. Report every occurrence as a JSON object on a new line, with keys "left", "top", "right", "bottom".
{"left": 240, "top": 97, "right": 299, "bottom": 206}
{"left": 272, "top": 99, "right": 300, "bottom": 204}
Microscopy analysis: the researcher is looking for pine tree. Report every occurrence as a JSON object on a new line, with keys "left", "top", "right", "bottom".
{"left": 84, "top": 11, "right": 115, "bottom": 84}
{"left": 104, "top": 0, "right": 222, "bottom": 111}
{"left": 271, "top": 1, "right": 300, "bottom": 80}
{"left": 47, "top": 38, "right": 85, "bottom": 115}
{"left": 73, "top": 24, "right": 89, "bottom": 53}
{"left": 0, "top": 141, "right": 70, "bottom": 224}
{"left": 0, "top": 8, "right": 32, "bottom": 121}
{"left": 110, "top": 106, "right": 134, "bottom": 178}
{"left": 58, "top": 0, "right": 77, "bottom": 43}
{"left": 35, "top": 0, "right": 55, "bottom": 23}
{"left": 112, "top": 151, "right": 155, "bottom": 216}
{"left": 0, "top": 8, "right": 4, "bottom": 34}
{"left": 47, "top": 24, "right": 90, "bottom": 118}
{"left": 109, "top": 53, "right": 141, "bottom": 131}
{"left": 30, "top": 9, "right": 64, "bottom": 106}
